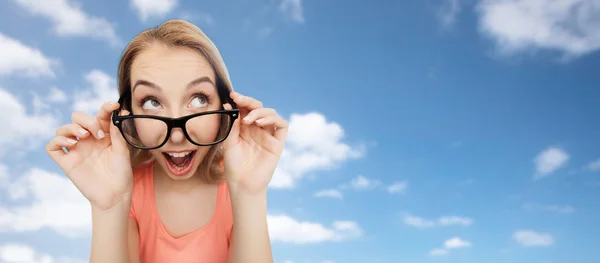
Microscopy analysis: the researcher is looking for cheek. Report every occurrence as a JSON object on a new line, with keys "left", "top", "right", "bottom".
{"left": 134, "top": 119, "right": 168, "bottom": 147}
{"left": 186, "top": 114, "right": 225, "bottom": 144}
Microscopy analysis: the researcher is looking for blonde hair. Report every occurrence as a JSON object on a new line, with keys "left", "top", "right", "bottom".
{"left": 117, "top": 19, "right": 233, "bottom": 183}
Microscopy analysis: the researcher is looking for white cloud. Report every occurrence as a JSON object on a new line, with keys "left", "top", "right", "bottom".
{"left": 513, "top": 230, "right": 553, "bottom": 247}
{"left": 522, "top": 202, "right": 574, "bottom": 214}
{"left": 179, "top": 11, "right": 214, "bottom": 26}
{"left": 0, "top": 164, "right": 8, "bottom": 189}
{"left": 0, "top": 243, "right": 85, "bottom": 263}
{"left": 0, "top": 166, "right": 363, "bottom": 246}
{"left": 13, "top": 0, "right": 121, "bottom": 46}
{"left": 0, "top": 88, "right": 59, "bottom": 155}
{"left": 30, "top": 87, "right": 69, "bottom": 115}
{"left": 429, "top": 248, "right": 449, "bottom": 256}
{"left": 533, "top": 147, "right": 569, "bottom": 179}
{"left": 476, "top": 0, "right": 600, "bottom": 59}
{"left": 429, "top": 237, "right": 471, "bottom": 256}
{"left": 73, "top": 69, "right": 119, "bottom": 115}
{"left": 444, "top": 236, "right": 471, "bottom": 249}
{"left": 267, "top": 214, "right": 362, "bottom": 244}
{"left": 586, "top": 158, "right": 600, "bottom": 172}
{"left": 0, "top": 33, "right": 58, "bottom": 78}
{"left": 280, "top": 0, "right": 304, "bottom": 23}
{"left": 46, "top": 87, "right": 68, "bottom": 103}
{"left": 436, "top": 0, "right": 461, "bottom": 29}
{"left": 270, "top": 112, "right": 364, "bottom": 188}
{"left": 403, "top": 214, "right": 473, "bottom": 228}
{"left": 387, "top": 181, "right": 408, "bottom": 194}
{"left": 130, "top": 0, "right": 178, "bottom": 22}
{"left": 350, "top": 175, "right": 381, "bottom": 190}
{"left": 258, "top": 27, "right": 274, "bottom": 39}
{"left": 314, "top": 189, "right": 343, "bottom": 199}
{"left": 0, "top": 167, "right": 91, "bottom": 238}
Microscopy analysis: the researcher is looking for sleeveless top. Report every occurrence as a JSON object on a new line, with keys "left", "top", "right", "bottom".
{"left": 129, "top": 160, "right": 233, "bottom": 263}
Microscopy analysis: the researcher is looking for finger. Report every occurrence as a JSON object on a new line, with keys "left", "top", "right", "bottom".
{"left": 230, "top": 91, "right": 263, "bottom": 111}
{"left": 109, "top": 114, "right": 130, "bottom": 156}
{"left": 222, "top": 119, "right": 240, "bottom": 150}
{"left": 46, "top": 135, "right": 78, "bottom": 161}
{"left": 256, "top": 115, "right": 289, "bottom": 141}
{"left": 71, "top": 111, "right": 105, "bottom": 140}
{"left": 97, "top": 102, "right": 120, "bottom": 134}
{"left": 56, "top": 123, "right": 91, "bottom": 139}
{"left": 222, "top": 104, "right": 239, "bottom": 150}
{"left": 242, "top": 108, "right": 276, "bottom": 125}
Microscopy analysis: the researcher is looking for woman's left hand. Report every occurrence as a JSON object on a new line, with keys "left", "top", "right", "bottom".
{"left": 221, "top": 91, "right": 288, "bottom": 195}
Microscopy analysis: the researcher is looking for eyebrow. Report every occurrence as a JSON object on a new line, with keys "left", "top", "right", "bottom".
{"left": 132, "top": 76, "right": 215, "bottom": 93}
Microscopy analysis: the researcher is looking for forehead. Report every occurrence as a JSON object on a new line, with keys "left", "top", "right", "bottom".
{"left": 130, "top": 43, "right": 215, "bottom": 86}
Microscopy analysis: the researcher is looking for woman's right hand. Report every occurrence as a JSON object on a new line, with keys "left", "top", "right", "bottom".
{"left": 46, "top": 102, "right": 133, "bottom": 211}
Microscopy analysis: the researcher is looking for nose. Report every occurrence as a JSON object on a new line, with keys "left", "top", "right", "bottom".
{"left": 169, "top": 127, "right": 186, "bottom": 144}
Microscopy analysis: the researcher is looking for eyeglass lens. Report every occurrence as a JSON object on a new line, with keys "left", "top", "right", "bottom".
{"left": 120, "top": 113, "right": 232, "bottom": 148}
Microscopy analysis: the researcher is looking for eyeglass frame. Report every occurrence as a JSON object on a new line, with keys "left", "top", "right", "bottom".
{"left": 111, "top": 92, "right": 239, "bottom": 150}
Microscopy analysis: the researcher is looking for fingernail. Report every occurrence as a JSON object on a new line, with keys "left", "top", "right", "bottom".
{"left": 79, "top": 128, "right": 88, "bottom": 135}
{"left": 256, "top": 118, "right": 264, "bottom": 123}
{"left": 66, "top": 138, "right": 78, "bottom": 145}
{"left": 243, "top": 116, "right": 250, "bottom": 122}
{"left": 97, "top": 130, "right": 105, "bottom": 139}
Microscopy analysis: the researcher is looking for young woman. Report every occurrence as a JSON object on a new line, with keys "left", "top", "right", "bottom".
{"left": 45, "top": 19, "right": 287, "bottom": 263}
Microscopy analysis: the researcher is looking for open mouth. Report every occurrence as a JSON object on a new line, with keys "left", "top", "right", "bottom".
{"left": 162, "top": 150, "right": 197, "bottom": 176}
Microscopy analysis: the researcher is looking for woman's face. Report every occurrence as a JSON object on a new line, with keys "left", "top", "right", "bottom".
{"left": 128, "top": 42, "right": 223, "bottom": 180}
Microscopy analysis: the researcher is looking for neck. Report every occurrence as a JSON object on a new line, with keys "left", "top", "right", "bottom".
{"left": 153, "top": 162, "right": 207, "bottom": 192}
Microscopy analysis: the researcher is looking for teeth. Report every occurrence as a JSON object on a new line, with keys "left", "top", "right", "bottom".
{"left": 166, "top": 151, "right": 191, "bottom": 158}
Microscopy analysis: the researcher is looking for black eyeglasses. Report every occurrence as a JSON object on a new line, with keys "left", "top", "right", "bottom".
{"left": 111, "top": 96, "right": 239, "bottom": 150}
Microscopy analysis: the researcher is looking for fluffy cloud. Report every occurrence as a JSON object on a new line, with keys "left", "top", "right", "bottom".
{"left": 313, "top": 189, "right": 343, "bottom": 199}
{"left": 313, "top": 175, "right": 405, "bottom": 199}
{"left": 522, "top": 202, "right": 574, "bottom": 214}
{"left": 0, "top": 165, "right": 361, "bottom": 245}
{"left": 0, "top": 167, "right": 91, "bottom": 237}
{"left": 267, "top": 214, "right": 362, "bottom": 244}
{"left": 429, "top": 237, "right": 471, "bottom": 256}
{"left": 387, "top": 181, "right": 408, "bottom": 194}
{"left": 429, "top": 248, "right": 448, "bottom": 256}
{"left": 436, "top": 0, "right": 461, "bottom": 29}
{"left": 444, "top": 237, "right": 471, "bottom": 249}
{"left": 476, "top": 0, "right": 600, "bottom": 59}
{"left": 0, "top": 243, "right": 84, "bottom": 263}
{"left": 130, "top": 0, "right": 178, "bottom": 22}
{"left": 270, "top": 112, "right": 364, "bottom": 188}
{"left": 0, "top": 33, "right": 58, "bottom": 78}
{"left": 73, "top": 70, "right": 119, "bottom": 115}
{"left": 280, "top": 0, "right": 304, "bottom": 23}
{"left": 513, "top": 230, "right": 553, "bottom": 247}
{"left": 349, "top": 175, "right": 381, "bottom": 190}
{"left": 403, "top": 214, "right": 473, "bottom": 229}
{"left": 12, "top": 0, "right": 121, "bottom": 46}
{"left": 586, "top": 158, "right": 600, "bottom": 172}
{"left": 533, "top": 147, "right": 569, "bottom": 179}
{"left": 46, "top": 87, "right": 68, "bottom": 103}
{"left": 0, "top": 88, "right": 59, "bottom": 155}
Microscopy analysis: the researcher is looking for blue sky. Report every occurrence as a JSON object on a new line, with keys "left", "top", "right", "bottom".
{"left": 0, "top": 0, "right": 599, "bottom": 262}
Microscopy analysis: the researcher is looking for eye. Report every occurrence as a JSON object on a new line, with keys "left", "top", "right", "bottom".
{"left": 141, "top": 99, "right": 161, "bottom": 110}
{"left": 189, "top": 94, "right": 209, "bottom": 108}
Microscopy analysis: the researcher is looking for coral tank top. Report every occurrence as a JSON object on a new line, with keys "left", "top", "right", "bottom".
{"left": 129, "top": 160, "right": 233, "bottom": 263}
